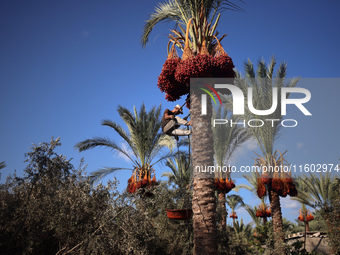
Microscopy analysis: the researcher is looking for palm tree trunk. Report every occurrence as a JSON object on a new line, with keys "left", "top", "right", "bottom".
{"left": 269, "top": 190, "right": 285, "bottom": 253}
{"left": 263, "top": 216, "right": 267, "bottom": 225}
{"left": 218, "top": 192, "right": 227, "bottom": 231}
{"left": 191, "top": 90, "right": 217, "bottom": 255}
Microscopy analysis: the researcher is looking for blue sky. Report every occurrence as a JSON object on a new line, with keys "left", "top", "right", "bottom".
{"left": 0, "top": 0, "right": 339, "bottom": 225}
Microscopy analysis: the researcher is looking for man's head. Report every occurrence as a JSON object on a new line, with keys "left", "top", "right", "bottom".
{"left": 173, "top": 104, "right": 183, "bottom": 115}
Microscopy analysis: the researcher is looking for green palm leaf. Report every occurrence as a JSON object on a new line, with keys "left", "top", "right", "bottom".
{"left": 141, "top": 0, "right": 244, "bottom": 47}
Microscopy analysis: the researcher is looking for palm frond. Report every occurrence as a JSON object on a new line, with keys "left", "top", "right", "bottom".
{"left": 212, "top": 106, "right": 251, "bottom": 172}
{"left": 226, "top": 194, "right": 244, "bottom": 212}
{"left": 229, "top": 58, "right": 300, "bottom": 159}
{"left": 162, "top": 152, "right": 191, "bottom": 188}
{"left": 244, "top": 205, "right": 261, "bottom": 227}
{"left": 0, "top": 161, "right": 6, "bottom": 170}
{"left": 141, "top": 0, "right": 244, "bottom": 47}
{"left": 75, "top": 137, "right": 137, "bottom": 164}
{"left": 89, "top": 167, "right": 133, "bottom": 185}
{"left": 101, "top": 119, "right": 138, "bottom": 157}
{"left": 141, "top": 0, "right": 182, "bottom": 47}
{"left": 75, "top": 103, "right": 171, "bottom": 183}
{"left": 292, "top": 172, "right": 339, "bottom": 209}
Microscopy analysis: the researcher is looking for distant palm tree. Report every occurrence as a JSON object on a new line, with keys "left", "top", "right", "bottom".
{"left": 75, "top": 104, "right": 174, "bottom": 184}
{"left": 244, "top": 205, "right": 261, "bottom": 228}
{"left": 226, "top": 194, "right": 244, "bottom": 227}
{"left": 162, "top": 152, "right": 191, "bottom": 189}
{"left": 226, "top": 57, "right": 299, "bottom": 252}
{"left": 233, "top": 218, "right": 253, "bottom": 243}
{"left": 212, "top": 106, "right": 251, "bottom": 230}
{"left": 162, "top": 152, "right": 192, "bottom": 208}
{"left": 235, "top": 172, "right": 270, "bottom": 225}
{"left": 293, "top": 172, "right": 339, "bottom": 210}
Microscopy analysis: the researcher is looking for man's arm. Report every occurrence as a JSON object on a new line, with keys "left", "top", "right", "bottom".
{"left": 175, "top": 116, "right": 191, "bottom": 126}
{"left": 164, "top": 110, "right": 175, "bottom": 120}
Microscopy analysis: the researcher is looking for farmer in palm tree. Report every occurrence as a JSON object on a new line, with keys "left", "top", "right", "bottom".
{"left": 161, "top": 104, "right": 191, "bottom": 136}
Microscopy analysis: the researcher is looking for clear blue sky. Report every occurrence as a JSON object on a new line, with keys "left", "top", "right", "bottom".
{"left": 1, "top": 0, "right": 339, "bottom": 225}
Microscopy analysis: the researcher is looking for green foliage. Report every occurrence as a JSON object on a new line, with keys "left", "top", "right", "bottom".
{"left": 233, "top": 218, "right": 253, "bottom": 242}
{"left": 293, "top": 173, "right": 339, "bottom": 210}
{"left": 293, "top": 173, "right": 339, "bottom": 253}
{"left": 226, "top": 194, "right": 244, "bottom": 213}
{"left": 217, "top": 225, "right": 253, "bottom": 255}
{"left": 253, "top": 221, "right": 271, "bottom": 246}
{"left": 0, "top": 137, "right": 118, "bottom": 254}
{"left": 162, "top": 152, "right": 192, "bottom": 190}
{"left": 0, "top": 137, "right": 194, "bottom": 254}
{"left": 244, "top": 205, "right": 262, "bottom": 227}
{"left": 3, "top": 136, "right": 336, "bottom": 254}
{"left": 141, "top": 0, "right": 243, "bottom": 47}
{"left": 321, "top": 192, "right": 340, "bottom": 253}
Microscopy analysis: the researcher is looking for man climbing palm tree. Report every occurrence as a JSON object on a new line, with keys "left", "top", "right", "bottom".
{"left": 162, "top": 104, "right": 191, "bottom": 136}
{"left": 142, "top": 1, "right": 243, "bottom": 254}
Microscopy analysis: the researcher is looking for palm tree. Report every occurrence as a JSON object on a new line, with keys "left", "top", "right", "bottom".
{"left": 162, "top": 152, "right": 191, "bottom": 189}
{"left": 212, "top": 106, "right": 251, "bottom": 230}
{"left": 141, "top": 0, "right": 243, "bottom": 48}
{"left": 233, "top": 218, "right": 253, "bottom": 243}
{"left": 235, "top": 172, "right": 271, "bottom": 225}
{"left": 226, "top": 194, "right": 244, "bottom": 227}
{"left": 234, "top": 172, "right": 259, "bottom": 195}
{"left": 162, "top": 152, "right": 192, "bottom": 208}
{"left": 75, "top": 104, "right": 174, "bottom": 187}
{"left": 293, "top": 172, "right": 339, "bottom": 210}
{"left": 293, "top": 172, "right": 339, "bottom": 245}
{"left": 142, "top": 1, "right": 243, "bottom": 254}
{"left": 225, "top": 57, "right": 299, "bottom": 252}
{"left": 244, "top": 205, "right": 261, "bottom": 228}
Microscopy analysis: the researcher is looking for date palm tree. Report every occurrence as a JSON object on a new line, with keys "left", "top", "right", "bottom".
{"left": 142, "top": 1, "right": 243, "bottom": 254}
{"left": 226, "top": 194, "right": 244, "bottom": 227}
{"left": 226, "top": 57, "right": 299, "bottom": 252}
{"left": 293, "top": 172, "right": 339, "bottom": 243}
{"left": 141, "top": 0, "right": 243, "bottom": 48}
{"left": 293, "top": 172, "right": 339, "bottom": 210}
{"left": 244, "top": 205, "right": 261, "bottom": 228}
{"left": 75, "top": 104, "right": 174, "bottom": 185}
{"left": 235, "top": 172, "right": 270, "bottom": 225}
